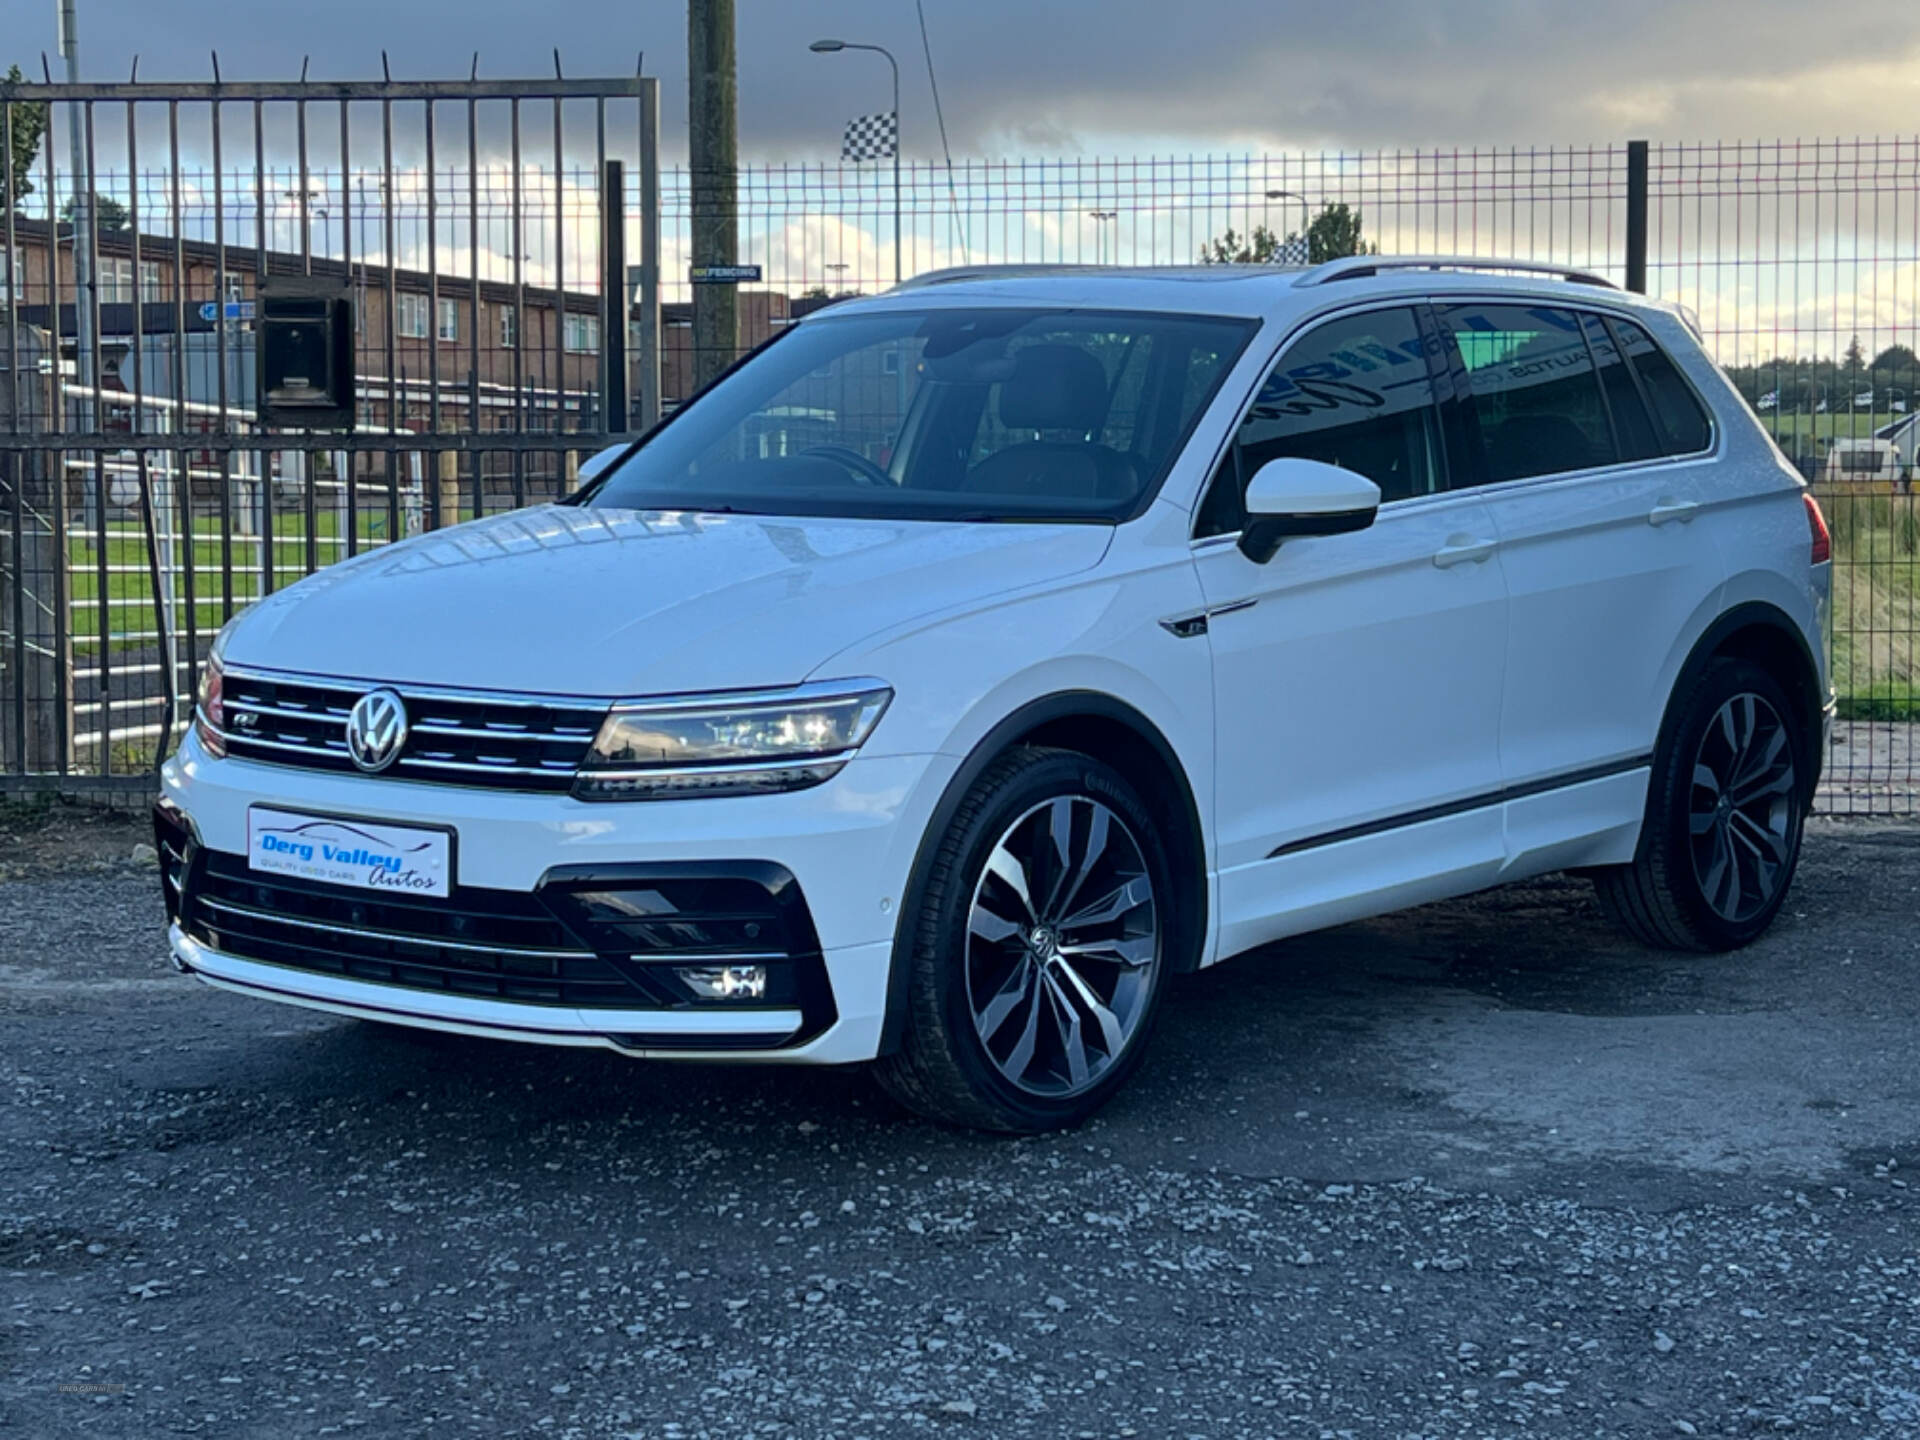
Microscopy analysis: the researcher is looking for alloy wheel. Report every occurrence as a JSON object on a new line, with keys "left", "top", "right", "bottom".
{"left": 964, "top": 795, "right": 1160, "bottom": 1097}
{"left": 1688, "top": 691, "right": 1797, "bottom": 924}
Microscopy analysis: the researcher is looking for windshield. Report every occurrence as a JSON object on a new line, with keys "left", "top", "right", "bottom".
{"left": 581, "top": 307, "right": 1255, "bottom": 522}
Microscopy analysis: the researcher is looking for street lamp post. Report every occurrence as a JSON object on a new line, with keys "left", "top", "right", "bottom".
{"left": 1266, "top": 189, "right": 1311, "bottom": 261}
{"left": 56, "top": 0, "right": 94, "bottom": 435}
{"left": 810, "top": 39, "right": 901, "bottom": 285}
{"left": 284, "top": 187, "right": 330, "bottom": 262}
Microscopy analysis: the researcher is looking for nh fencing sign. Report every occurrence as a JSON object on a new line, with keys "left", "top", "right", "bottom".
{"left": 690, "top": 264, "right": 763, "bottom": 285}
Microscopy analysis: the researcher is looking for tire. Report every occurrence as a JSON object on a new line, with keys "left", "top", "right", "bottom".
{"left": 1594, "top": 658, "right": 1808, "bottom": 952}
{"left": 874, "top": 746, "right": 1180, "bottom": 1133}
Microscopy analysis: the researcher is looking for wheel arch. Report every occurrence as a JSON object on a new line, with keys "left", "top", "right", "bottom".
{"left": 877, "top": 691, "right": 1208, "bottom": 1056}
{"left": 1655, "top": 600, "right": 1826, "bottom": 804}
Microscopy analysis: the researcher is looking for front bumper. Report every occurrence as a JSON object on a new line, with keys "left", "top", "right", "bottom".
{"left": 168, "top": 925, "right": 895, "bottom": 1060}
{"left": 159, "top": 733, "right": 957, "bottom": 1063}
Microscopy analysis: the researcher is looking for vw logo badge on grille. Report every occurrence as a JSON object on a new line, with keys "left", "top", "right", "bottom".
{"left": 345, "top": 688, "right": 409, "bottom": 773}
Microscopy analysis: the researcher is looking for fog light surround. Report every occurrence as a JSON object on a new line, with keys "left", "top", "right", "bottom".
{"left": 678, "top": 964, "right": 769, "bottom": 1001}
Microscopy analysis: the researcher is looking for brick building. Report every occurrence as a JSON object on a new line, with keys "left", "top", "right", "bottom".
{"left": 2, "top": 222, "right": 827, "bottom": 435}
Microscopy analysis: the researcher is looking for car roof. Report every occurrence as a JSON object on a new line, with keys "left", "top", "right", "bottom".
{"left": 812, "top": 258, "right": 1686, "bottom": 329}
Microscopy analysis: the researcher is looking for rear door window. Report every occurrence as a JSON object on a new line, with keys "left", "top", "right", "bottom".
{"left": 1612, "top": 318, "right": 1713, "bottom": 455}
{"left": 1435, "top": 303, "right": 1618, "bottom": 483}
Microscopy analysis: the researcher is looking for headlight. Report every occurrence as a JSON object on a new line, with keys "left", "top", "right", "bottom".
{"left": 191, "top": 624, "right": 235, "bottom": 758}
{"left": 573, "top": 681, "right": 892, "bottom": 801}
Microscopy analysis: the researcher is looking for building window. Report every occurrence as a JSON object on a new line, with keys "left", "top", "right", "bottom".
{"left": 499, "top": 306, "right": 517, "bottom": 348}
{"left": 140, "top": 260, "right": 166, "bottom": 305}
{"left": 397, "top": 292, "right": 430, "bottom": 339}
{"left": 97, "top": 257, "right": 134, "bottom": 304}
{"left": 437, "top": 297, "right": 459, "bottom": 343}
{"left": 564, "top": 313, "right": 600, "bottom": 353}
{"left": 0, "top": 248, "right": 21, "bottom": 303}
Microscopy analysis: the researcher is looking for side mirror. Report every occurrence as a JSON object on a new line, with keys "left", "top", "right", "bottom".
{"left": 574, "top": 442, "right": 635, "bottom": 489}
{"left": 1237, "top": 457, "right": 1382, "bottom": 563}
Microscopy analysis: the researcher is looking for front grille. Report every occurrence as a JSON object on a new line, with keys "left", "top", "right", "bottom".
{"left": 218, "top": 668, "right": 608, "bottom": 792}
{"left": 184, "top": 850, "right": 656, "bottom": 1008}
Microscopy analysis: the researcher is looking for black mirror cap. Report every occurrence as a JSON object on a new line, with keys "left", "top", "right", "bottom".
{"left": 1237, "top": 506, "right": 1377, "bottom": 563}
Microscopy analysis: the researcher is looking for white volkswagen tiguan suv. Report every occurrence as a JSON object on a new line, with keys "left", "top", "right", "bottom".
{"left": 157, "top": 257, "right": 1833, "bottom": 1132}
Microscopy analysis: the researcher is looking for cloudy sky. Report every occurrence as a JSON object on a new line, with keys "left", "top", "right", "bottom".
{"left": 20, "top": 0, "right": 1918, "bottom": 158}
{"left": 11, "top": 0, "right": 1911, "bottom": 364}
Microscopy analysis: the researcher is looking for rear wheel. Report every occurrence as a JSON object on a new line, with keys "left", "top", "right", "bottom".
{"left": 875, "top": 747, "right": 1175, "bottom": 1133}
{"left": 1595, "top": 658, "right": 1807, "bottom": 951}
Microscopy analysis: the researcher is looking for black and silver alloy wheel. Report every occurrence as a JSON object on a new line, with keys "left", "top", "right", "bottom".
{"left": 1688, "top": 692, "right": 1796, "bottom": 924}
{"left": 965, "top": 796, "right": 1159, "bottom": 1098}
{"left": 876, "top": 746, "right": 1183, "bottom": 1132}
{"left": 1595, "top": 657, "right": 1807, "bottom": 953}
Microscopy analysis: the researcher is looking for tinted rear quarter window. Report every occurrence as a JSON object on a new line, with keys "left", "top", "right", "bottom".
{"left": 1435, "top": 303, "right": 1616, "bottom": 483}
{"left": 1614, "top": 318, "right": 1713, "bottom": 454}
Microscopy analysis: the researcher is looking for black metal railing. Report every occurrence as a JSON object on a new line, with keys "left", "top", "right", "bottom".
{"left": 6, "top": 92, "right": 1918, "bottom": 813}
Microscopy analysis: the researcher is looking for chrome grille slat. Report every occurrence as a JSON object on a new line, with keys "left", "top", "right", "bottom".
{"left": 398, "top": 756, "right": 582, "bottom": 777}
{"left": 228, "top": 733, "right": 351, "bottom": 756}
{"left": 410, "top": 721, "right": 568, "bottom": 741}
{"left": 223, "top": 699, "right": 352, "bottom": 725}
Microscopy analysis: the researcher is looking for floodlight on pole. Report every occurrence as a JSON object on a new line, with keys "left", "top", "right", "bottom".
{"left": 1087, "top": 209, "right": 1118, "bottom": 265}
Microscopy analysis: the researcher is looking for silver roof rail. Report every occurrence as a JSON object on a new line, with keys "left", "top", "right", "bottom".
{"left": 892, "top": 264, "right": 1086, "bottom": 291}
{"left": 1295, "top": 254, "right": 1617, "bottom": 289}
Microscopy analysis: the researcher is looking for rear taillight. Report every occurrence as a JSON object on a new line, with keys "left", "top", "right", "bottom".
{"left": 1804, "top": 492, "right": 1832, "bottom": 565}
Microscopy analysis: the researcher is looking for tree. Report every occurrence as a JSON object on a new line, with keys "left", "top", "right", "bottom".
{"left": 1198, "top": 224, "right": 1282, "bottom": 265}
{"left": 2, "top": 65, "right": 49, "bottom": 214}
{"left": 1304, "top": 202, "right": 1374, "bottom": 263}
{"left": 63, "top": 192, "right": 128, "bottom": 232}
{"left": 1843, "top": 335, "right": 1865, "bottom": 379}
{"left": 1198, "top": 204, "right": 1377, "bottom": 265}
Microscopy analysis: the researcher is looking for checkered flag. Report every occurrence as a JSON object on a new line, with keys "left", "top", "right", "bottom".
{"left": 841, "top": 111, "right": 898, "bottom": 163}
{"left": 1278, "top": 234, "right": 1310, "bottom": 265}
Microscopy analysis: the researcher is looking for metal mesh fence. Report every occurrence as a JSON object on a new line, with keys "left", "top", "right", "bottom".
{"left": 1646, "top": 140, "right": 1920, "bottom": 815}
{"left": 5, "top": 125, "right": 1919, "bottom": 813}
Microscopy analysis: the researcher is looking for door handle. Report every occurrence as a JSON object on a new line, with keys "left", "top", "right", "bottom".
{"left": 1433, "top": 535, "right": 1497, "bottom": 568}
{"left": 1649, "top": 498, "right": 1699, "bottom": 527}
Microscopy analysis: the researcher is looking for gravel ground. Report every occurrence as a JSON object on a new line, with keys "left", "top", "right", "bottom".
{"left": 4, "top": 813, "right": 1920, "bottom": 1438}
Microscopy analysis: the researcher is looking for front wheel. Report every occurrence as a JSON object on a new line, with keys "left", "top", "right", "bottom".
{"left": 1595, "top": 658, "right": 1808, "bottom": 951}
{"left": 875, "top": 747, "right": 1175, "bottom": 1133}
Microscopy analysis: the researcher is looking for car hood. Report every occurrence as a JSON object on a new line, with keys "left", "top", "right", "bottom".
{"left": 223, "top": 505, "right": 1113, "bottom": 696}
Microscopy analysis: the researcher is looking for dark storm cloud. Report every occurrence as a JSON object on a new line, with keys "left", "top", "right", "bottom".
{"left": 20, "top": 0, "right": 1915, "bottom": 157}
